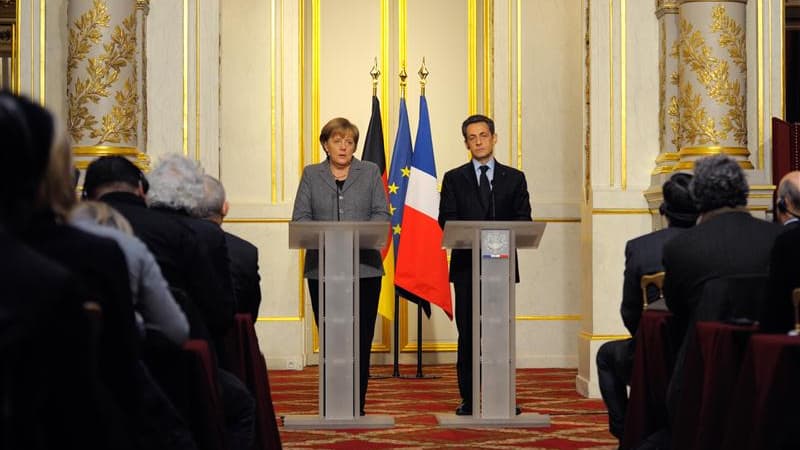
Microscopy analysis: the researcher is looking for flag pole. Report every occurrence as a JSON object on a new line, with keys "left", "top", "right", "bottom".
{"left": 401, "top": 58, "right": 439, "bottom": 380}
{"left": 414, "top": 58, "right": 435, "bottom": 379}
{"left": 371, "top": 57, "right": 379, "bottom": 97}
{"left": 392, "top": 292, "right": 400, "bottom": 377}
{"left": 391, "top": 66, "right": 408, "bottom": 379}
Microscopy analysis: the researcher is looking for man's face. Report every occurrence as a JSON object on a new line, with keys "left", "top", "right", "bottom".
{"left": 464, "top": 122, "right": 497, "bottom": 164}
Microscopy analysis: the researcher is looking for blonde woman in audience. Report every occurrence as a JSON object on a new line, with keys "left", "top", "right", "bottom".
{"left": 70, "top": 201, "right": 190, "bottom": 346}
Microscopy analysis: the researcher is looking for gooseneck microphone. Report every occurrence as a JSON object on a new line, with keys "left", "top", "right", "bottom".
{"left": 490, "top": 178, "right": 496, "bottom": 220}
{"left": 336, "top": 183, "right": 342, "bottom": 221}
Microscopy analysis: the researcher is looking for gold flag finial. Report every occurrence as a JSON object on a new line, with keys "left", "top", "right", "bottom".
{"left": 370, "top": 57, "right": 380, "bottom": 96}
{"left": 418, "top": 57, "right": 429, "bottom": 96}
{"left": 399, "top": 66, "right": 408, "bottom": 99}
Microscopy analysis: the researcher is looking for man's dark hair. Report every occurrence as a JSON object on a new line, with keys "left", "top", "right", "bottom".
{"left": 690, "top": 155, "right": 749, "bottom": 213}
{"left": 83, "top": 156, "right": 148, "bottom": 199}
{"left": 461, "top": 114, "right": 495, "bottom": 140}
{"left": 660, "top": 172, "right": 698, "bottom": 227}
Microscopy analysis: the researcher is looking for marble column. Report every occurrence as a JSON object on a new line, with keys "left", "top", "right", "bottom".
{"left": 67, "top": 0, "right": 148, "bottom": 170}
{"left": 652, "top": 1, "right": 681, "bottom": 180}
{"left": 675, "top": 0, "right": 750, "bottom": 170}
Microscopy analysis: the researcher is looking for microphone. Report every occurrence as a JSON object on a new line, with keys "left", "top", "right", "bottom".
{"left": 490, "top": 178, "right": 496, "bottom": 220}
{"left": 336, "top": 184, "right": 342, "bottom": 221}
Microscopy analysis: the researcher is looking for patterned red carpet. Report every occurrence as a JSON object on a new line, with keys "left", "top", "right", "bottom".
{"left": 269, "top": 364, "right": 617, "bottom": 449}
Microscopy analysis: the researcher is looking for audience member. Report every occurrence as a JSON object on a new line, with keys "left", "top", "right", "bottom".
{"left": 195, "top": 174, "right": 262, "bottom": 322}
{"left": 0, "top": 91, "right": 110, "bottom": 449}
{"left": 84, "top": 155, "right": 254, "bottom": 450}
{"left": 662, "top": 155, "right": 781, "bottom": 429}
{"left": 761, "top": 224, "right": 800, "bottom": 333}
{"left": 70, "top": 201, "right": 190, "bottom": 346}
{"left": 146, "top": 155, "right": 238, "bottom": 354}
{"left": 146, "top": 155, "right": 256, "bottom": 450}
{"left": 83, "top": 155, "right": 229, "bottom": 346}
{"left": 775, "top": 170, "right": 800, "bottom": 227}
{"left": 3, "top": 91, "right": 142, "bottom": 449}
{"left": 596, "top": 173, "right": 697, "bottom": 443}
{"left": 663, "top": 155, "right": 781, "bottom": 322}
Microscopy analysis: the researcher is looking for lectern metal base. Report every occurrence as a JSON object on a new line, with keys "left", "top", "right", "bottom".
{"left": 435, "top": 412, "right": 550, "bottom": 428}
{"left": 283, "top": 414, "right": 395, "bottom": 429}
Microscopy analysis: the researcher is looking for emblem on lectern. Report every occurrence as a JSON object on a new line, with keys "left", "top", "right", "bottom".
{"left": 482, "top": 230, "right": 510, "bottom": 259}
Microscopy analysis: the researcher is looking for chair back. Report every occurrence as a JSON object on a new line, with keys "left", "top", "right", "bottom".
{"left": 640, "top": 272, "right": 665, "bottom": 310}
{"left": 694, "top": 273, "right": 768, "bottom": 323}
{"left": 792, "top": 288, "right": 800, "bottom": 334}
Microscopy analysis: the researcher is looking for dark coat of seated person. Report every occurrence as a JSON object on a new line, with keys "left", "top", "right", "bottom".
{"left": 596, "top": 172, "right": 698, "bottom": 443}
{"left": 761, "top": 225, "right": 800, "bottom": 333}
{"left": 194, "top": 174, "right": 262, "bottom": 322}
{"left": 0, "top": 230, "right": 131, "bottom": 450}
{"left": 662, "top": 155, "right": 782, "bottom": 432}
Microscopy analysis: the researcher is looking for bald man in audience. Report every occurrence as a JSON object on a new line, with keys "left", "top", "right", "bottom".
{"left": 194, "top": 175, "right": 262, "bottom": 323}
{"left": 775, "top": 170, "right": 800, "bottom": 227}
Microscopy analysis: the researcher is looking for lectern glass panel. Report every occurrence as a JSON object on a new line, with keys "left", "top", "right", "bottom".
{"left": 323, "top": 229, "right": 355, "bottom": 419}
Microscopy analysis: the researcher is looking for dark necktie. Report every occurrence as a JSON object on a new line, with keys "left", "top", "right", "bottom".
{"left": 479, "top": 165, "right": 491, "bottom": 210}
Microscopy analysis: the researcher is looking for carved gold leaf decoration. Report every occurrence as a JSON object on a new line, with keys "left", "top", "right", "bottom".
{"left": 677, "top": 15, "right": 746, "bottom": 146}
{"left": 68, "top": 7, "right": 138, "bottom": 145}
{"left": 711, "top": 5, "right": 746, "bottom": 73}
{"left": 669, "top": 95, "right": 681, "bottom": 149}
{"left": 67, "top": 0, "right": 111, "bottom": 141}
{"left": 67, "top": 0, "right": 110, "bottom": 88}
{"left": 679, "top": 81, "right": 721, "bottom": 145}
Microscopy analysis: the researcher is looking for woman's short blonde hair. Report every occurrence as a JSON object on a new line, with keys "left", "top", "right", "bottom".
{"left": 70, "top": 200, "right": 134, "bottom": 235}
{"left": 319, "top": 117, "right": 359, "bottom": 147}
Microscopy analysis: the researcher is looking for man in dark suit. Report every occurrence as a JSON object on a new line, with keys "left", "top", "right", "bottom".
{"left": 195, "top": 175, "right": 262, "bottom": 323}
{"left": 663, "top": 155, "right": 781, "bottom": 423}
{"left": 663, "top": 155, "right": 781, "bottom": 325}
{"left": 774, "top": 170, "right": 800, "bottom": 227}
{"left": 761, "top": 225, "right": 800, "bottom": 333}
{"left": 596, "top": 173, "right": 698, "bottom": 443}
{"left": 438, "top": 114, "right": 532, "bottom": 416}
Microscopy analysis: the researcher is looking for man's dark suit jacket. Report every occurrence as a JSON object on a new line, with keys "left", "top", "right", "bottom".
{"left": 439, "top": 160, "right": 532, "bottom": 283}
{"left": 663, "top": 210, "right": 781, "bottom": 323}
{"left": 225, "top": 231, "right": 262, "bottom": 321}
{"left": 761, "top": 225, "right": 800, "bottom": 332}
{"left": 662, "top": 210, "right": 781, "bottom": 418}
{"left": 100, "top": 192, "right": 234, "bottom": 343}
{"left": 621, "top": 227, "right": 685, "bottom": 335}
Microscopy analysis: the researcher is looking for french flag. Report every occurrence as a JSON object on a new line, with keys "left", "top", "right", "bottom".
{"left": 395, "top": 95, "right": 453, "bottom": 320}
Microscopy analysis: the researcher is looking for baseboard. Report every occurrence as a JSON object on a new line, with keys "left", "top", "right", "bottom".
{"left": 266, "top": 355, "right": 304, "bottom": 371}
{"left": 575, "top": 374, "right": 601, "bottom": 398}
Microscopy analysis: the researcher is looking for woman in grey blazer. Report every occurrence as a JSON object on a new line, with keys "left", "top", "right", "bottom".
{"left": 291, "top": 117, "right": 389, "bottom": 415}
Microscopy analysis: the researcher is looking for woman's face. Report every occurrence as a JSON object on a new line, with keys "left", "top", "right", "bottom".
{"left": 324, "top": 131, "right": 356, "bottom": 168}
